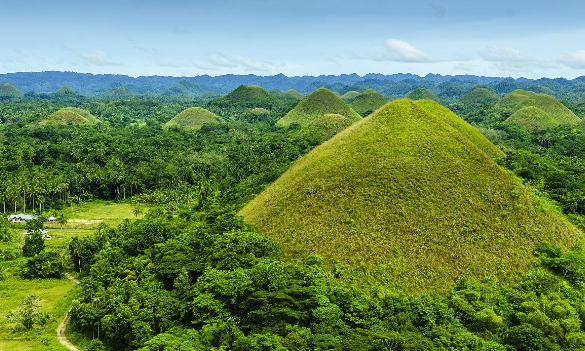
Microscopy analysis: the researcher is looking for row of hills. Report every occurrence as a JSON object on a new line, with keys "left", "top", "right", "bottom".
{"left": 20, "top": 82, "right": 584, "bottom": 136}
{"left": 4, "top": 71, "right": 585, "bottom": 103}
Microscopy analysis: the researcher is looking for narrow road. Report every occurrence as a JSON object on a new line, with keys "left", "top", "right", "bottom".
{"left": 57, "top": 273, "right": 81, "bottom": 351}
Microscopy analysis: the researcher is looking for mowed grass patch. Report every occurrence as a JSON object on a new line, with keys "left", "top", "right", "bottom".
{"left": 65, "top": 201, "right": 145, "bottom": 226}
{"left": 0, "top": 278, "right": 75, "bottom": 351}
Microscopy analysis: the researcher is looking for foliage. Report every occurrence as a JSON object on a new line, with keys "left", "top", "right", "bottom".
{"left": 22, "top": 231, "right": 45, "bottom": 257}
{"left": 7, "top": 295, "right": 50, "bottom": 330}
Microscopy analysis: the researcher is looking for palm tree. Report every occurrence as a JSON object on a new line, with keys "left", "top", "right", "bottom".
{"left": 56, "top": 211, "right": 68, "bottom": 238}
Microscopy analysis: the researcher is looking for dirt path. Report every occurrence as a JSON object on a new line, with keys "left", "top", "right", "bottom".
{"left": 57, "top": 273, "right": 81, "bottom": 351}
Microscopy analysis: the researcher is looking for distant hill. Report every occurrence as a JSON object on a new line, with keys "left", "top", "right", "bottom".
{"left": 350, "top": 89, "right": 388, "bottom": 117}
{"left": 101, "top": 86, "right": 137, "bottom": 100}
{"left": 276, "top": 88, "right": 361, "bottom": 128}
{"left": 240, "top": 99, "right": 580, "bottom": 292}
{"left": 165, "top": 80, "right": 206, "bottom": 97}
{"left": 0, "top": 83, "right": 24, "bottom": 99}
{"left": 459, "top": 88, "right": 500, "bottom": 106}
{"left": 209, "top": 85, "right": 280, "bottom": 109}
{"left": 164, "top": 107, "right": 220, "bottom": 130}
{"left": 504, "top": 106, "right": 559, "bottom": 132}
{"left": 496, "top": 90, "right": 580, "bottom": 125}
{"left": 405, "top": 87, "right": 442, "bottom": 103}
{"left": 285, "top": 89, "right": 304, "bottom": 100}
{"left": 340, "top": 91, "right": 361, "bottom": 103}
{"left": 40, "top": 107, "right": 99, "bottom": 125}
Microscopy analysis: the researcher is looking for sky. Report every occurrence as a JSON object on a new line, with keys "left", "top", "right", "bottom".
{"left": 2, "top": 0, "right": 585, "bottom": 79}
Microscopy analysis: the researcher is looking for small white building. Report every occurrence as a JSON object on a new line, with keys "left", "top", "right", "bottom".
{"left": 8, "top": 214, "right": 36, "bottom": 223}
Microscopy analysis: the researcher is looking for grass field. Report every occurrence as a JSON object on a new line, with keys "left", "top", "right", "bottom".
{"left": 0, "top": 201, "right": 145, "bottom": 350}
{"left": 0, "top": 278, "right": 76, "bottom": 351}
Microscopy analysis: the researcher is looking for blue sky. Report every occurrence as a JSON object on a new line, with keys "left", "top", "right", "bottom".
{"left": 2, "top": 0, "right": 585, "bottom": 78}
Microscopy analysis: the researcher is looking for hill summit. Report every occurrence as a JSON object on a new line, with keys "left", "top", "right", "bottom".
{"left": 276, "top": 88, "right": 361, "bottom": 128}
{"left": 41, "top": 107, "right": 99, "bottom": 125}
{"left": 164, "top": 107, "right": 220, "bottom": 130}
{"left": 241, "top": 99, "right": 580, "bottom": 292}
{"left": 0, "top": 83, "right": 24, "bottom": 99}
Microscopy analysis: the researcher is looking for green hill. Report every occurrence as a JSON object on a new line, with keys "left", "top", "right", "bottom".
{"left": 210, "top": 85, "right": 280, "bottom": 109}
{"left": 405, "top": 87, "right": 441, "bottom": 103}
{"left": 101, "top": 86, "right": 137, "bottom": 100}
{"left": 350, "top": 89, "right": 388, "bottom": 117}
{"left": 496, "top": 90, "right": 580, "bottom": 125}
{"left": 459, "top": 88, "right": 500, "bottom": 106}
{"left": 285, "top": 89, "right": 304, "bottom": 100}
{"left": 41, "top": 107, "right": 99, "bottom": 125}
{"left": 165, "top": 80, "right": 205, "bottom": 97}
{"left": 340, "top": 91, "right": 361, "bottom": 103}
{"left": 504, "top": 106, "right": 560, "bottom": 132}
{"left": 164, "top": 107, "right": 220, "bottom": 131}
{"left": 298, "top": 113, "right": 355, "bottom": 145}
{"left": 495, "top": 89, "right": 535, "bottom": 115}
{"left": 0, "top": 83, "right": 24, "bottom": 99}
{"left": 240, "top": 99, "right": 580, "bottom": 292}
{"left": 276, "top": 88, "right": 361, "bottom": 128}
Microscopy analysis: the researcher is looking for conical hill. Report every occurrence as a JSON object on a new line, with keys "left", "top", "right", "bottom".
{"left": 41, "top": 107, "right": 99, "bottom": 125}
{"left": 240, "top": 99, "right": 580, "bottom": 292}
{"left": 210, "top": 85, "right": 279, "bottom": 109}
{"left": 504, "top": 106, "right": 559, "bottom": 132}
{"left": 0, "top": 83, "right": 24, "bottom": 99}
{"left": 276, "top": 88, "right": 361, "bottom": 128}
{"left": 405, "top": 87, "right": 441, "bottom": 103}
{"left": 164, "top": 107, "right": 220, "bottom": 130}
{"left": 459, "top": 88, "right": 500, "bottom": 106}
{"left": 350, "top": 89, "right": 388, "bottom": 117}
{"left": 497, "top": 90, "right": 580, "bottom": 125}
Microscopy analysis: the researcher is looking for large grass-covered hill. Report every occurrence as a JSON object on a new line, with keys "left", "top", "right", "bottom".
{"left": 276, "top": 88, "right": 361, "bottom": 128}
{"left": 241, "top": 99, "right": 581, "bottom": 292}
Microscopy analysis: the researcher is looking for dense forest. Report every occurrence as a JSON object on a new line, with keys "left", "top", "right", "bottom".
{"left": 4, "top": 79, "right": 585, "bottom": 350}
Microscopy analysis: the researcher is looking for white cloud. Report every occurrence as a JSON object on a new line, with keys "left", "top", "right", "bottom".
{"left": 558, "top": 50, "right": 585, "bottom": 69}
{"left": 206, "top": 53, "right": 278, "bottom": 72}
{"left": 68, "top": 49, "right": 123, "bottom": 67}
{"left": 478, "top": 46, "right": 525, "bottom": 62}
{"left": 379, "top": 39, "right": 432, "bottom": 63}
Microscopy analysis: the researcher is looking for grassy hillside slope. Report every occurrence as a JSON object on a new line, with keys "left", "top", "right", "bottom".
{"left": 405, "top": 87, "right": 441, "bottom": 103}
{"left": 240, "top": 99, "right": 581, "bottom": 292}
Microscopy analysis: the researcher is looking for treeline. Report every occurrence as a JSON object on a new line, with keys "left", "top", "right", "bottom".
{"left": 0, "top": 119, "right": 308, "bottom": 213}
{"left": 66, "top": 202, "right": 585, "bottom": 351}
